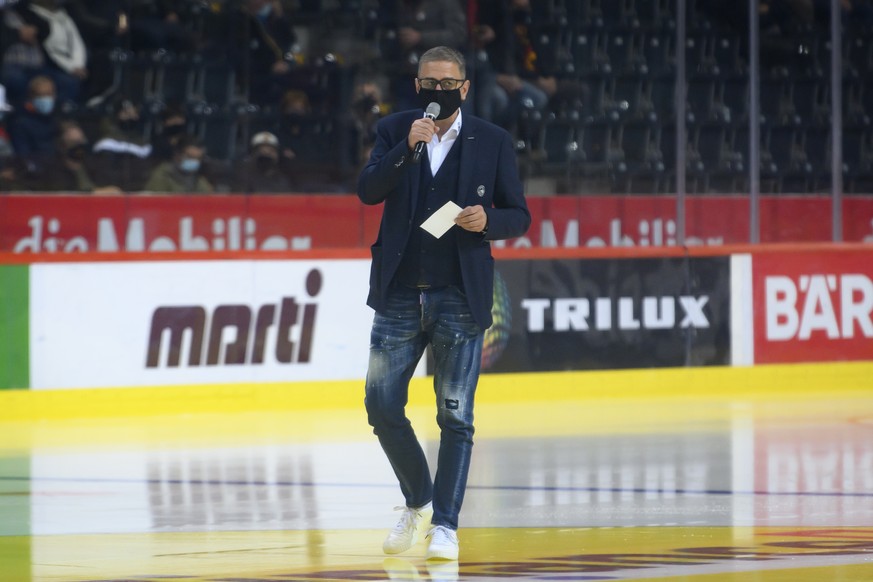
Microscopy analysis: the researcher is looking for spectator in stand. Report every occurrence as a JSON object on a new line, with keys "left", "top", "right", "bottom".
{"left": 232, "top": 131, "right": 295, "bottom": 194}
{"left": 1, "top": 0, "right": 88, "bottom": 109}
{"left": 67, "top": 0, "right": 196, "bottom": 53}
{"left": 0, "top": 83, "right": 12, "bottom": 157}
{"left": 65, "top": 1, "right": 197, "bottom": 100}
{"left": 89, "top": 98, "right": 153, "bottom": 192}
{"left": 350, "top": 79, "right": 387, "bottom": 165}
{"left": 210, "top": 0, "right": 298, "bottom": 107}
{"left": 151, "top": 103, "right": 187, "bottom": 163}
{"left": 32, "top": 120, "right": 122, "bottom": 193}
{"left": 144, "top": 134, "right": 212, "bottom": 193}
{"left": 6, "top": 74, "right": 58, "bottom": 178}
{"left": 472, "top": 0, "right": 553, "bottom": 131}
{"left": 376, "top": 0, "right": 468, "bottom": 112}
{"left": 0, "top": 82, "right": 20, "bottom": 191}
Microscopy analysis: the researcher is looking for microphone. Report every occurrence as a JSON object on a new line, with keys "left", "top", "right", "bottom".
{"left": 411, "top": 102, "right": 441, "bottom": 163}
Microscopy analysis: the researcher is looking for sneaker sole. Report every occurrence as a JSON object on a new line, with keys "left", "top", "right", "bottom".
{"left": 382, "top": 537, "right": 416, "bottom": 554}
{"left": 425, "top": 547, "right": 459, "bottom": 561}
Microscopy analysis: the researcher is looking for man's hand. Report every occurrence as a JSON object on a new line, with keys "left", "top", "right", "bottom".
{"left": 496, "top": 74, "right": 523, "bottom": 94}
{"left": 455, "top": 205, "right": 488, "bottom": 233}
{"left": 407, "top": 116, "right": 436, "bottom": 151}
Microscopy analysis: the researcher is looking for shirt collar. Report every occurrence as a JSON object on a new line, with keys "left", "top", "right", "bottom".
{"left": 439, "top": 109, "right": 462, "bottom": 141}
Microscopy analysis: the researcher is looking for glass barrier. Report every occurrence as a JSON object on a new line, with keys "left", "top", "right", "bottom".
{"left": 0, "top": 0, "right": 870, "bottom": 245}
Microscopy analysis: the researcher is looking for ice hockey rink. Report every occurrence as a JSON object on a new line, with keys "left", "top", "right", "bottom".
{"left": 1, "top": 362, "right": 872, "bottom": 582}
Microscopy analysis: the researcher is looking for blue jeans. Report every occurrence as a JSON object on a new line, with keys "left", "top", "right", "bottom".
{"left": 365, "top": 285, "right": 484, "bottom": 530}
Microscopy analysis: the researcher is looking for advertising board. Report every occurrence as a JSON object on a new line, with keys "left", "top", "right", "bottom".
{"left": 29, "top": 260, "right": 374, "bottom": 389}
{"left": 753, "top": 250, "right": 873, "bottom": 363}
{"left": 479, "top": 256, "right": 732, "bottom": 373}
{"left": 3, "top": 195, "right": 872, "bottom": 255}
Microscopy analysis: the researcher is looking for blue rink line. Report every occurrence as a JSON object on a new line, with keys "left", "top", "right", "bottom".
{"left": 1, "top": 475, "right": 872, "bottom": 498}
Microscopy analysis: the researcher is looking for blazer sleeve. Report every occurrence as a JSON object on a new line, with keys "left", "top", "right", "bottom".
{"left": 482, "top": 129, "right": 531, "bottom": 241}
{"left": 356, "top": 115, "right": 414, "bottom": 205}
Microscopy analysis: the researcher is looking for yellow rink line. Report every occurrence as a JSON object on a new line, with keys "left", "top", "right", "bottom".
{"left": 1, "top": 361, "right": 871, "bottom": 422}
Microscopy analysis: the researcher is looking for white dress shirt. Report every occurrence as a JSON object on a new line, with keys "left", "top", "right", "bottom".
{"left": 427, "top": 109, "right": 463, "bottom": 176}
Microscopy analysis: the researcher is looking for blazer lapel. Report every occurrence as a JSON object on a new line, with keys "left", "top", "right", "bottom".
{"left": 457, "top": 120, "right": 477, "bottom": 205}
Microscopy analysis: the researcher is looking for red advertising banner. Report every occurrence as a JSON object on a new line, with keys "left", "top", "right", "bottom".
{"left": 1, "top": 194, "right": 872, "bottom": 254}
{"left": 0, "top": 195, "right": 379, "bottom": 253}
{"left": 753, "top": 250, "right": 873, "bottom": 363}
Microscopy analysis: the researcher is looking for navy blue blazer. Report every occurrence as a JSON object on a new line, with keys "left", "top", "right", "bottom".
{"left": 357, "top": 109, "right": 531, "bottom": 329}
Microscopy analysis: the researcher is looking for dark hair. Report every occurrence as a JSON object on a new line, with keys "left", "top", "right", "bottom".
{"left": 418, "top": 46, "right": 466, "bottom": 78}
{"left": 173, "top": 135, "right": 204, "bottom": 155}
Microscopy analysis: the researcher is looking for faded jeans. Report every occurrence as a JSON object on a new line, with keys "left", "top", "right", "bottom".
{"left": 365, "top": 285, "right": 484, "bottom": 530}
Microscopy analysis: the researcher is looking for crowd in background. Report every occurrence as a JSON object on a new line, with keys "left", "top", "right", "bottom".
{"left": 1, "top": 0, "right": 872, "bottom": 194}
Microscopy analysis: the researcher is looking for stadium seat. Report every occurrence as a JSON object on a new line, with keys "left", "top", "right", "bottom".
{"left": 189, "top": 102, "right": 239, "bottom": 161}
{"left": 713, "top": 34, "right": 746, "bottom": 75}
{"left": 619, "top": 120, "right": 667, "bottom": 182}
{"left": 194, "top": 62, "right": 239, "bottom": 107}
{"left": 720, "top": 76, "right": 749, "bottom": 124}
{"left": 153, "top": 52, "right": 199, "bottom": 104}
{"left": 542, "top": 118, "right": 583, "bottom": 166}
{"left": 600, "top": 0, "right": 640, "bottom": 28}
{"left": 640, "top": 32, "right": 674, "bottom": 75}
{"left": 791, "top": 78, "right": 830, "bottom": 126}
{"left": 572, "top": 28, "right": 612, "bottom": 74}
{"left": 611, "top": 74, "right": 652, "bottom": 121}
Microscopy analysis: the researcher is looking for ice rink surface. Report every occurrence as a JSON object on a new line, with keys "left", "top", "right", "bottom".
{"left": 1, "top": 370, "right": 872, "bottom": 581}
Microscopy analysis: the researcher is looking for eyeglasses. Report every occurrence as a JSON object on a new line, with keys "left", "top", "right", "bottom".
{"left": 417, "top": 77, "right": 466, "bottom": 90}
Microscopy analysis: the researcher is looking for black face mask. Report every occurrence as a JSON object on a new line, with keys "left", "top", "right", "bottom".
{"left": 163, "top": 123, "right": 185, "bottom": 137}
{"left": 65, "top": 144, "right": 88, "bottom": 162}
{"left": 118, "top": 119, "right": 139, "bottom": 133}
{"left": 256, "top": 155, "right": 277, "bottom": 171}
{"left": 417, "top": 88, "right": 463, "bottom": 120}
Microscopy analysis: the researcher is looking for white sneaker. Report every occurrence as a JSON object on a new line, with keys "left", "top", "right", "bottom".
{"left": 382, "top": 503, "right": 433, "bottom": 555}
{"left": 425, "top": 525, "right": 459, "bottom": 561}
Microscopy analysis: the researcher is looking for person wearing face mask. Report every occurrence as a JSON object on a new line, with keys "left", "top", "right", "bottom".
{"left": 6, "top": 75, "right": 59, "bottom": 176}
{"left": 34, "top": 120, "right": 121, "bottom": 193}
{"left": 143, "top": 134, "right": 212, "bottom": 194}
{"left": 231, "top": 131, "right": 295, "bottom": 194}
{"left": 89, "top": 98, "right": 153, "bottom": 191}
{"left": 358, "top": 46, "right": 530, "bottom": 562}
{"left": 1, "top": 0, "right": 88, "bottom": 109}
{"left": 151, "top": 104, "right": 187, "bottom": 163}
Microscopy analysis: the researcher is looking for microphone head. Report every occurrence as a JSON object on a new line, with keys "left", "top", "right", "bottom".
{"left": 425, "top": 102, "right": 441, "bottom": 119}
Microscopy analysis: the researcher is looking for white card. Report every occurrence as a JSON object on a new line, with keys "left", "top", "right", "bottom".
{"left": 420, "top": 201, "right": 463, "bottom": 239}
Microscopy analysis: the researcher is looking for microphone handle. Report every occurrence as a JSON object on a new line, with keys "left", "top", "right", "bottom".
{"left": 410, "top": 112, "right": 436, "bottom": 163}
{"left": 411, "top": 140, "right": 426, "bottom": 163}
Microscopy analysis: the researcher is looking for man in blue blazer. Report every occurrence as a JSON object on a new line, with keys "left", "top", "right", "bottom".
{"left": 358, "top": 46, "right": 530, "bottom": 561}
